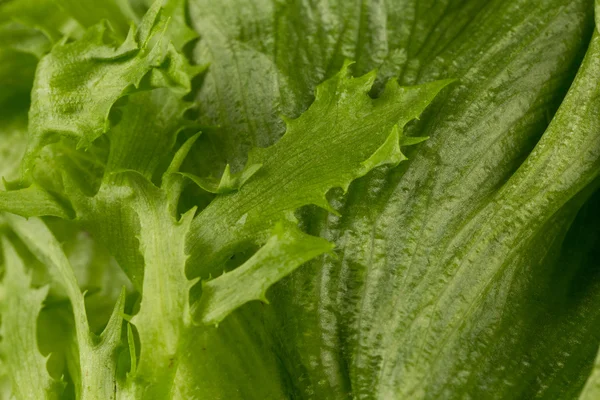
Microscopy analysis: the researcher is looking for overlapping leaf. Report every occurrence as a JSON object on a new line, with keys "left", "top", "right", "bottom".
{"left": 1, "top": 0, "right": 600, "bottom": 399}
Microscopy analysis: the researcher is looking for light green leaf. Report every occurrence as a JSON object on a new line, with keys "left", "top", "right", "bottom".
{"left": 0, "top": 0, "right": 82, "bottom": 45}
{"left": 185, "top": 62, "right": 451, "bottom": 278}
{"left": 194, "top": 222, "right": 333, "bottom": 325}
{"left": 161, "top": 0, "right": 198, "bottom": 50}
{"left": 0, "top": 237, "right": 59, "bottom": 400}
{"left": 581, "top": 353, "right": 600, "bottom": 400}
{"left": 172, "top": 311, "right": 289, "bottom": 400}
{"left": 73, "top": 89, "right": 197, "bottom": 291}
{"left": 5, "top": 215, "right": 125, "bottom": 400}
{"left": 163, "top": 131, "right": 202, "bottom": 215}
{"left": 359, "top": 125, "right": 406, "bottom": 174}
{"left": 119, "top": 172, "right": 196, "bottom": 398}
{"left": 24, "top": 0, "right": 196, "bottom": 171}
{"left": 6, "top": 216, "right": 90, "bottom": 318}
{"left": 0, "top": 21, "right": 51, "bottom": 58}
{"left": 180, "top": 162, "right": 262, "bottom": 194}
{"left": 187, "top": 0, "right": 600, "bottom": 398}
{"left": 104, "top": 89, "right": 195, "bottom": 182}
{"left": 53, "top": 0, "right": 137, "bottom": 38}
{"left": 0, "top": 112, "right": 28, "bottom": 186}
{"left": 0, "top": 183, "right": 72, "bottom": 219}
{"left": 3, "top": 0, "right": 600, "bottom": 398}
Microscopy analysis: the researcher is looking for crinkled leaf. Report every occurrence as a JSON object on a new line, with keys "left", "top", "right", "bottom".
{"left": 0, "top": 183, "right": 73, "bottom": 219}
{"left": 3, "top": 0, "right": 600, "bottom": 399}
{"left": 5, "top": 214, "right": 125, "bottom": 400}
{"left": 180, "top": 162, "right": 262, "bottom": 194}
{"left": 53, "top": 0, "right": 137, "bottom": 38}
{"left": 24, "top": 0, "right": 196, "bottom": 170}
{"left": 185, "top": 63, "right": 451, "bottom": 278}
{"left": 186, "top": 0, "right": 600, "bottom": 398}
{"left": 0, "top": 237, "right": 59, "bottom": 399}
{"left": 194, "top": 222, "right": 333, "bottom": 325}
{"left": 120, "top": 172, "right": 195, "bottom": 398}
{"left": 73, "top": 89, "right": 197, "bottom": 291}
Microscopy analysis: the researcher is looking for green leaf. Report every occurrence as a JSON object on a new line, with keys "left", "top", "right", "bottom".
{"left": 260, "top": 1, "right": 600, "bottom": 398}
{"left": 24, "top": 0, "right": 198, "bottom": 172}
{"left": 70, "top": 89, "right": 197, "bottom": 291}
{"left": 0, "top": 183, "right": 73, "bottom": 219}
{"left": 3, "top": 0, "right": 600, "bottom": 398}
{"left": 194, "top": 222, "right": 333, "bottom": 325}
{"left": 185, "top": 63, "right": 451, "bottom": 278}
{"left": 119, "top": 172, "right": 196, "bottom": 398}
{"left": 0, "top": 0, "right": 82, "bottom": 45}
{"left": 186, "top": 0, "right": 600, "bottom": 398}
{"left": 0, "top": 21, "right": 51, "bottom": 58}
{"left": 5, "top": 214, "right": 125, "bottom": 400}
{"left": 53, "top": 0, "right": 137, "bottom": 38}
{"left": 180, "top": 162, "right": 262, "bottom": 194}
{"left": 160, "top": 0, "right": 198, "bottom": 50}
{"left": 0, "top": 237, "right": 60, "bottom": 399}
{"left": 171, "top": 311, "right": 289, "bottom": 399}
{"left": 105, "top": 89, "right": 195, "bottom": 181}
{"left": 0, "top": 112, "right": 28, "bottom": 185}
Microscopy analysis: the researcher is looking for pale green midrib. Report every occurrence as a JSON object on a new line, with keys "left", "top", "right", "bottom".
{"left": 121, "top": 177, "right": 196, "bottom": 398}
{"left": 580, "top": 354, "right": 600, "bottom": 400}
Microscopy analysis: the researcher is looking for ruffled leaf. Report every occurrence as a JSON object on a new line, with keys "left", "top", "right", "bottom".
{"left": 185, "top": 63, "right": 451, "bottom": 277}
{"left": 0, "top": 237, "right": 60, "bottom": 399}
{"left": 5, "top": 215, "right": 125, "bottom": 400}
{"left": 24, "top": 0, "right": 197, "bottom": 171}
{"left": 194, "top": 222, "right": 333, "bottom": 325}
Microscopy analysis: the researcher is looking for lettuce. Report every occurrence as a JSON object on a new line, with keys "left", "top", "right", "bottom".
{"left": 1, "top": 0, "right": 600, "bottom": 398}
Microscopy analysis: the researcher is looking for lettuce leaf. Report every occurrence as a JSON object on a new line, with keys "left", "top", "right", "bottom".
{"left": 1, "top": 0, "right": 600, "bottom": 399}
